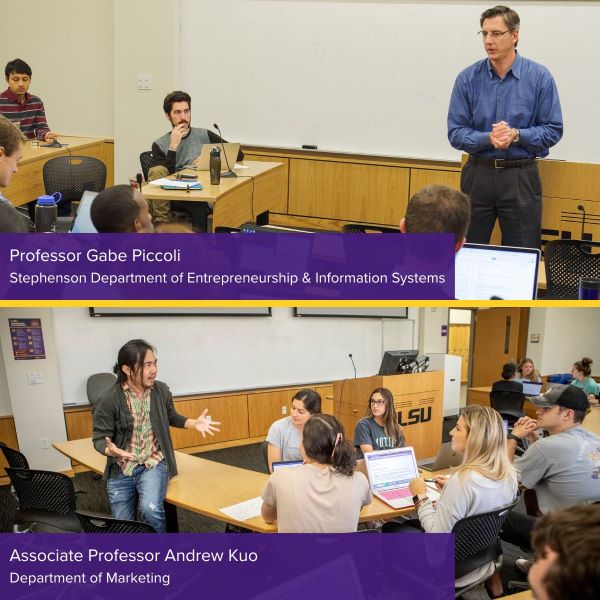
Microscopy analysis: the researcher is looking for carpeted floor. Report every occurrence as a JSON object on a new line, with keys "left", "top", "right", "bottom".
{"left": 0, "top": 440, "right": 530, "bottom": 595}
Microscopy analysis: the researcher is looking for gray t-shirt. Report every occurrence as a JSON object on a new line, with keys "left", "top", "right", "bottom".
{"left": 261, "top": 463, "right": 372, "bottom": 533}
{"left": 514, "top": 425, "right": 600, "bottom": 512}
{"left": 265, "top": 417, "right": 301, "bottom": 462}
{"left": 353, "top": 417, "right": 405, "bottom": 459}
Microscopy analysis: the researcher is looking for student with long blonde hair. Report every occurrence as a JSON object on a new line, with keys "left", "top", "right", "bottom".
{"left": 384, "top": 405, "right": 518, "bottom": 594}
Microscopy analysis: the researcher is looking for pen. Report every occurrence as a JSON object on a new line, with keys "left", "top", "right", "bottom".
{"left": 424, "top": 479, "right": 437, "bottom": 483}
{"left": 186, "top": 184, "right": 190, "bottom": 194}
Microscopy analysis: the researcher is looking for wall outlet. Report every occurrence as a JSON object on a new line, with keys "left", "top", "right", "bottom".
{"left": 281, "top": 406, "right": 287, "bottom": 415}
{"left": 41, "top": 437, "right": 50, "bottom": 449}
{"left": 26, "top": 371, "right": 44, "bottom": 385}
{"left": 137, "top": 74, "right": 152, "bottom": 90}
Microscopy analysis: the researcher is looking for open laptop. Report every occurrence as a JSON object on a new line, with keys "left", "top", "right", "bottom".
{"left": 194, "top": 143, "right": 240, "bottom": 171}
{"left": 364, "top": 447, "right": 439, "bottom": 509}
{"left": 455, "top": 243, "right": 540, "bottom": 300}
{"left": 419, "top": 442, "right": 463, "bottom": 472}
{"left": 69, "top": 190, "right": 98, "bottom": 233}
{"left": 271, "top": 460, "right": 303, "bottom": 471}
{"left": 521, "top": 381, "right": 543, "bottom": 397}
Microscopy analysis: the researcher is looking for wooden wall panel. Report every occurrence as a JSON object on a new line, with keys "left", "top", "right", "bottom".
{"left": 288, "top": 159, "right": 410, "bottom": 224}
{"left": 409, "top": 169, "right": 461, "bottom": 197}
{"left": 448, "top": 324, "right": 470, "bottom": 383}
{"left": 0, "top": 416, "right": 18, "bottom": 476}
{"left": 242, "top": 153, "right": 289, "bottom": 211}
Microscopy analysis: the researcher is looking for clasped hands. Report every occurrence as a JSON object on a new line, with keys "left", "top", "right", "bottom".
{"left": 510, "top": 416, "right": 540, "bottom": 443}
{"left": 489, "top": 120, "right": 518, "bottom": 150}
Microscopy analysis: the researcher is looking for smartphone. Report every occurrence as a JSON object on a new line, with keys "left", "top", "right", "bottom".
{"left": 179, "top": 174, "right": 198, "bottom": 180}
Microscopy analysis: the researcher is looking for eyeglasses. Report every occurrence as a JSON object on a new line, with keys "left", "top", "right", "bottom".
{"left": 370, "top": 399, "right": 385, "bottom": 406}
{"left": 478, "top": 30, "right": 511, "bottom": 39}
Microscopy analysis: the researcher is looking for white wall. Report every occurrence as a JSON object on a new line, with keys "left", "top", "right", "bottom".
{"left": 419, "top": 308, "right": 449, "bottom": 355}
{"left": 449, "top": 309, "right": 472, "bottom": 325}
{"left": 0, "top": 0, "right": 114, "bottom": 138}
{"left": 0, "top": 309, "right": 70, "bottom": 471}
{"left": 526, "top": 308, "right": 600, "bottom": 375}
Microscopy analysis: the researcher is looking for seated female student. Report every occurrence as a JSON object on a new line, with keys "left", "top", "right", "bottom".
{"left": 491, "top": 362, "right": 523, "bottom": 394}
{"left": 384, "top": 405, "right": 518, "bottom": 596}
{"left": 265, "top": 388, "right": 321, "bottom": 473}
{"left": 353, "top": 387, "right": 405, "bottom": 459}
{"left": 516, "top": 358, "right": 541, "bottom": 383}
{"left": 571, "top": 357, "right": 600, "bottom": 405}
{"left": 260, "top": 414, "right": 372, "bottom": 532}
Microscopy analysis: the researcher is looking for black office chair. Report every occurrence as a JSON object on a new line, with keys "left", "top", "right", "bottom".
{"left": 489, "top": 390, "right": 525, "bottom": 426}
{"left": 139, "top": 150, "right": 155, "bottom": 182}
{"left": 0, "top": 441, "right": 29, "bottom": 469}
{"left": 5, "top": 467, "right": 81, "bottom": 533}
{"left": 76, "top": 511, "right": 156, "bottom": 533}
{"left": 544, "top": 239, "right": 600, "bottom": 299}
{"left": 342, "top": 223, "right": 400, "bottom": 234}
{"left": 261, "top": 440, "right": 270, "bottom": 473}
{"left": 86, "top": 372, "right": 117, "bottom": 407}
{"left": 453, "top": 498, "right": 519, "bottom": 598}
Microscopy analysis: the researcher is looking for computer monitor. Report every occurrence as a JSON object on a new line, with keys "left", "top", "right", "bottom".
{"left": 455, "top": 243, "right": 540, "bottom": 300}
{"left": 377, "top": 350, "right": 419, "bottom": 376}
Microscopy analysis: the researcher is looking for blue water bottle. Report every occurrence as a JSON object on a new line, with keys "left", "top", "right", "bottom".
{"left": 35, "top": 192, "right": 62, "bottom": 232}
{"left": 579, "top": 277, "right": 600, "bottom": 300}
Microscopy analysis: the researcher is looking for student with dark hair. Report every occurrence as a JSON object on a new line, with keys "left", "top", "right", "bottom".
{"left": 491, "top": 361, "right": 523, "bottom": 394}
{"left": 528, "top": 504, "right": 600, "bottom": 600}
{"left": 0, "top": 59, "right": 57, "bottom": 143}
{"left": 261, "top": 414, "right": 372, "bottom": 532}
{"left": 265, "top": 388, "right": 321, "bottom": 473}
{"left": 570, "top": 357, "right": 599, "bottom": 403}
{"left": 501, "top": 385, "right": 600, "bottom": 574}
{"left": 90, "top": 184, "right": 153, "bottom": 233}
{"left": 148, "top": 90, "right": 244, "bottom": 229}
{"left": 400, "top": 184, "right": 471, "bottom": 253}
{"left": 353, "top": 387, "right": 405, "bottom": 459}
{"left": 92, "top": 339, "right": 221, "bottom": 532}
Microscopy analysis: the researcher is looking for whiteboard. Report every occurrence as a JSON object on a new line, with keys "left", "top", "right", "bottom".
{"left": 180, "top": 1, "right": 600, "bottom": 163}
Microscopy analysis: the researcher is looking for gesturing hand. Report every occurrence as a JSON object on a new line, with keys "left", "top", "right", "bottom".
{"left": 104, "top": 437, "right": 135, "bottom": 460}
{"left": 193, "top": 408, "right": 221, "bottom": 438}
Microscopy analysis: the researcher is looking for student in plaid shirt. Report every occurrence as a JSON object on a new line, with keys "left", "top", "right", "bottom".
{"left": 92, "top": 339, "right": 221, "bottom": 532}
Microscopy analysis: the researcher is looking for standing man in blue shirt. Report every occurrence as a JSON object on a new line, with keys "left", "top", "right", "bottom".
{"left": 448, "top": 5, "right": 563, "bottom": 249}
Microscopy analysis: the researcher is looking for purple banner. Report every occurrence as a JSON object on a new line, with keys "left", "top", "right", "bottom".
{"left": 0, "top": 533, "right": 454, "bottom": 599}
{"left": 0, "top": 233, "right": 454, "bottom": 300}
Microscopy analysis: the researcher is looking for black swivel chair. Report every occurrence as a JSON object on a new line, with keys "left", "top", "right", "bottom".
{"left": 76, "top": 511, "right": 156, "bottom": 533}
{"left": 86, "top": 372, "right": 117, "bottom": 407}
{"left": 42, "top": 155, "right": 107, "bottom": 220}
{"left": 0, "top": 441, "right": 29, "bottom": 469}
{"left": 261, "top": 440, "right": 270, "bottom": 473}
{"left": 139, "top": 150, "right": 155, "bottom": 182}
{"left": 544, "top": 239, "right": 600, "bottom": 299}
{"left": 342, "top": 223, "right": 400, "bottom": 234}
{"left": 453, "top": 498, "right": 519, "bottom": 598}
{"left": 5, "top": 467, "right": 81, "bottom": 533}
{"left": 489, "top": 390, "right": 525, "bottom": 426}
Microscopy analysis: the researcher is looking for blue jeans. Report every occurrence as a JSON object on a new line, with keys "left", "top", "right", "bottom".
{"left": 107, "top": 460, "right": 170, "bottom": 532}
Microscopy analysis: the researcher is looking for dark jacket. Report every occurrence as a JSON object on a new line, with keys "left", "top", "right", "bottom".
{"left": 92, "top": 380, "right": 187, "bottom": 480}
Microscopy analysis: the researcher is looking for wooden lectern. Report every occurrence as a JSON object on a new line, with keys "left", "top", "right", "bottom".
{"left": 333, "top": 371, "right": 444, "bottom": 460}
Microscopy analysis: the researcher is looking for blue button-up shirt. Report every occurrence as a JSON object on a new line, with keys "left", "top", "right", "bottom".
{"left": 447, "top": 53, "right": 563, "bottom": 159}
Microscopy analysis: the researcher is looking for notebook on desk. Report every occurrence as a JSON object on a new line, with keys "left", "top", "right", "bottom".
{"left": 364, "top": 447, "right": 439, "bottom": 509}
{"left": 194, "top": 143, "right": 240, "bottom": 171}
{"left": 455, "top": 243, "right": 540, "bottom": 300}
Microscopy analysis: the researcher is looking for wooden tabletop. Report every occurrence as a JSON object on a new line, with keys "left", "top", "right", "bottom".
{"left": 19, "top": 136, "right": 109, "bottom": 165}
{"left": 141, "top": 161, "right": 283, "bottom": 203}
{"left": 54, "top": 438, "right": 441, "bottom": 532}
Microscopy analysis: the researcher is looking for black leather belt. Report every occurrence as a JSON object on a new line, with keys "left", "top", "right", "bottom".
{"left": 469, "top": 156, "right": 537, "bottom": 169}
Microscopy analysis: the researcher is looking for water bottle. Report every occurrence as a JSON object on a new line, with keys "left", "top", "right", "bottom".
{"left": 579, "top": 277, "right": 600, "bottom": 300}
{"left": 209, "top": 147, "right": 221, "bottom": 185}
{"left": 35, "top": 192, "right": 62, "bottom": 233}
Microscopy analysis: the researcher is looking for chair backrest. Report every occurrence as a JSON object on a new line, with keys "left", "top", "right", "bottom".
{"left": 76, "top": 511, "right": 156, "bottom": 533}
{"left": 5, "top": 467, "right": 77, "bottom": 516}
{"left": 261, "top": 440, "right": 269, "bottom": 472}
{"left": 489, "top": 390, "right": 525, "bottom": 421}
{"left": 43, "top": 156, "right": 107, "bottom": 202}
{"left": 0, "top": 442, "right": 29, "bottom": 469}
{"left": 139, "top": 151, "right": 155, "bottom": 182}
{"left": 87, "top": 372, "right": 117, "bottom": 406}
{"left": 452, "top": 498, "right": 518, "bottom": 580}
{"left": 544, "top": 240, "right": 600, "bottom": 299}
{"left": 342, "top": 223, "right": 400, "bottom": 234}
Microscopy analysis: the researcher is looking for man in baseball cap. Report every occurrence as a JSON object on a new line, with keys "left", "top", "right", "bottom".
{"left": 500, "top": 384, "right": 600, "bottom": 577}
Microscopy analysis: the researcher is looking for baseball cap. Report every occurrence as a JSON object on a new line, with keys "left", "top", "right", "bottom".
{"left": 529, "top": 384, "right": 589, "bottom": 412}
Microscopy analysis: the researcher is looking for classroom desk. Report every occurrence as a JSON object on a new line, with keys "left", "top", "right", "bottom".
{"left": 53, "top": 438, "right": 432, "bottom": 533}
{"left": 505, "top": 592, "right": 532, "bottom": 600}
{"left": 142, "top": 161, "right": 285, "bottom": 231}
{"left": 6, "top": 136, "right": 114, "bottom": 206}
